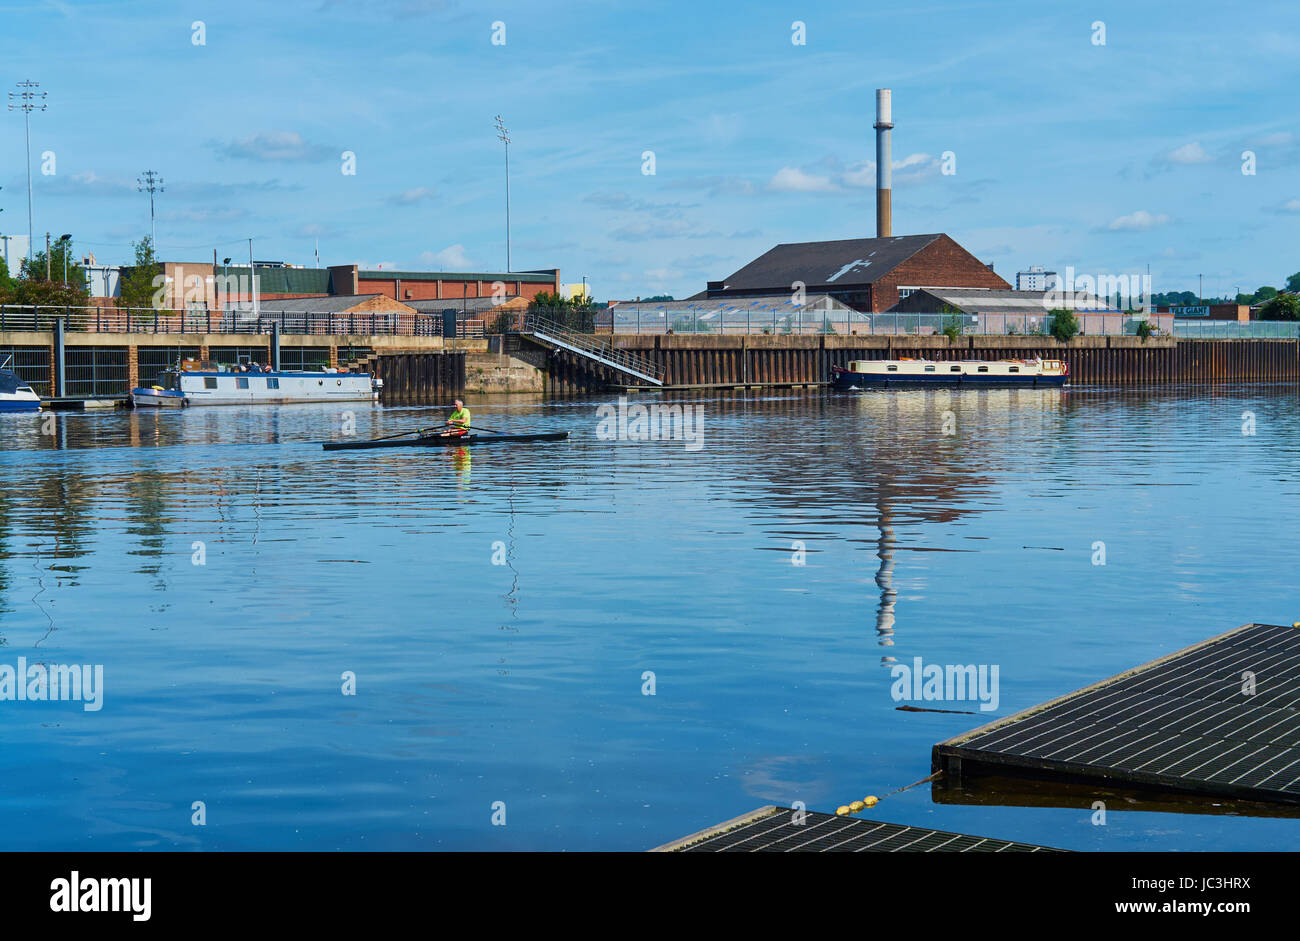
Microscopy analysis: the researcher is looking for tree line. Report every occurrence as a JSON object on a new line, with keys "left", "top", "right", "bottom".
{"left": 0, "top": 235, "right": 161, "bottom": 309}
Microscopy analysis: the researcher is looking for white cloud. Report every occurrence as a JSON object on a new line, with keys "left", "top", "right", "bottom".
{"left": 767, "top": 167, "right": 838, "bottom": 193}
{"left": 1279, "top": 199, "right": 1300, "bottom": 213}
{"left": 842, "top": 153, "right": 938, "bottom": 188}
{"left": 1167, "top": 142, "right": 1211, "bottom": 165}
{"left": 388, "top": 186, "right": 437, "bottom": 205}
{"left": 418, "top": 244, "right": 473, "bottom": 269}
{"left": 1107, "top": 210, "right": 1170, "bottom": 232}
{"left": 218, "top": 131, "right": 335, "bottom": 163}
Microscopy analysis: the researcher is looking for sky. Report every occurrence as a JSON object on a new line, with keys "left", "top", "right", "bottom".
{"left": 1, "top": 0, "right": 1297, "bottom": 301}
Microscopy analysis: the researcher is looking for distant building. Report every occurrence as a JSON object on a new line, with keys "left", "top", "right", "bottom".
{"left": 562, "top": 282, "right": 591, "bottom": 301}
{"left": 1155, "top": 303, "right": 1252, "bottom": 322}
{"left": 893, "top": 287, "right": 1121, "bottom": 316}
{"left": 696, "top": 234, "right": 1008, "bottom": 312}
{"left": 0, "top": 234, "right": 30, "bottom": 269}
{"left": 102, "top": 261, "right": 561, "bottom": 312}
{"left": 1016, "top": 266, "right": 1059, "bottom": 291}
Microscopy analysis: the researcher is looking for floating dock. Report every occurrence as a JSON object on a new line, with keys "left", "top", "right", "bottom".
{"left": 652, "top": 805, "right": 1062, "bottom": 852}
{"left": 934, "top": 622, "right": 1300, "bottom": 804}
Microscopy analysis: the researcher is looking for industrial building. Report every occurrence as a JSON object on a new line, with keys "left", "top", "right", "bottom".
{"left": 697, "top": 233, "right": 1009, "bottom": 313}
{"left": 684, "top": 89, "right": 1009, "bottom": 314}
{"left": 85, "top": 259, "right": 560, "bottom": 314}
{"left": 1016, "top": 266, "right": 1059, "bottom": 291}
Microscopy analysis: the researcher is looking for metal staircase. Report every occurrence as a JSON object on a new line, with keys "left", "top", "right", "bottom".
{"left": 518, "top": 314, "right": 663, "bottom": 386}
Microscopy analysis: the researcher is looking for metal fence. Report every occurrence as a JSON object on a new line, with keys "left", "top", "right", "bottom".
{"left": 64, "top": 346, "right": 129, "bottom": 397}
{"left": 0, "top": 305, "right": 448, "bottom": 336}
{"left": 598, "top": 308, "right": 1176, "bottom": 337}
{"left": 1172, "top": 321, "right": 1300, "bottom": 338}
{"left": 0, "top": 345, "right": 52, "bottom": 396}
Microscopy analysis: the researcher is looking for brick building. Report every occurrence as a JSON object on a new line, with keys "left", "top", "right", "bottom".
{"left": 697, "top": 233, "right": 1008, "bottom": 312}
{"left": 92, "top": 260, "right": 560, "bottom": 311}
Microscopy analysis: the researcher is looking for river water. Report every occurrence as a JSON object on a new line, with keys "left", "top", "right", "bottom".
{"left": 1, "top": 385, "right": 1298, "bottom": 850}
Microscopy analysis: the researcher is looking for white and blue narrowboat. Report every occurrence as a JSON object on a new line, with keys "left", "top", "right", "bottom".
{"left": 131, "top": 363, "right": 381, "bottom": 408}
{"left": 831, "top": 357, "right": 1068, "bottom": 389}
{"left": 0, "top": 367, "right": 42, "bottom": 412}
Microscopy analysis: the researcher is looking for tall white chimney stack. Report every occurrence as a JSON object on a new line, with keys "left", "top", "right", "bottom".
{"left": 874, "top": 88, "right": 893, "bottom": 238}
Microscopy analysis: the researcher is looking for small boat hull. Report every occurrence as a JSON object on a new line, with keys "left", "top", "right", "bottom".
{"left": 0, "top": 368, "right": 41, "bottom": 412}
{"left": 131, "top": 388, "right": 188, "bottom": 408}
{"left": 323, "top": 431, "right": 568, "bottom": 451}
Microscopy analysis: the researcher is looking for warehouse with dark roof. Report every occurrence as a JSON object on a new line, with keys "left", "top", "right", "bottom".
{"left": 698, "top": 233, "right": 1009, "bottom": 312}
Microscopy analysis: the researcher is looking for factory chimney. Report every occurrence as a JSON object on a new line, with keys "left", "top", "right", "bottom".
{"left": 874, "top": 88, "right": 893, "bottom": 238}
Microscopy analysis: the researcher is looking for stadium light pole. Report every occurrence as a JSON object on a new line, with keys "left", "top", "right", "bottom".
{"left": 138, "top": 170, "right": 164, "bottom": 249}
{"left": 8, "top": 80, "right": 47, "bottom": 262}
{"left": 494, "top": 115, "right": 511, "bottom": 272}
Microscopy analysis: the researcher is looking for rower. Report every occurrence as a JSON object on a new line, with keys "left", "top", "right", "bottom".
{"left": 442, "top": 399, "right": 471, "bottom": 437}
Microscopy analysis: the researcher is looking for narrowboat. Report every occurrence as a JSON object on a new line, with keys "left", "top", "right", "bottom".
{"left": 831, "top": 357, "right": 1068, "bottom": 389}
{"left": 131, "top": 361, "right": 382, "bottom": 408}
{"left": 0, "top": 367, "right": 42, "bottom": 413}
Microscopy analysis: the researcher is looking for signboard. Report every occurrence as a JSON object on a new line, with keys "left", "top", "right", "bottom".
{"left": 1171, "top": 305, "right": 1210, "bottom": 318}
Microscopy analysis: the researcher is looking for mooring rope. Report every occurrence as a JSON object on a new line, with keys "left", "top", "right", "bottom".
{"left": 834, "top": 770, "right": 944, "bottom": 816}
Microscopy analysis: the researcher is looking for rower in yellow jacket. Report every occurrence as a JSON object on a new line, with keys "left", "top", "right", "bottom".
{"left": 443, "top": 399, "right": 471, "bottom": 437}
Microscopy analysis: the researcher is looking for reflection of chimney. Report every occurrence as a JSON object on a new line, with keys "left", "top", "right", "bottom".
{"left": 874, "top": 88, "right": 893, "bottom": 238}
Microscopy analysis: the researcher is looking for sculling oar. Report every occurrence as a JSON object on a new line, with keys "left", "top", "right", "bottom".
{"left": 364, "top": 423, "right": 450, "bottom": 441}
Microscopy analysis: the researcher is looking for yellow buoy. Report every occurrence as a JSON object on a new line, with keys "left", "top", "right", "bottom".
{"left": 862, "top": 795, "right": 879, "bottom": 807}
{"left": 849, "top": 800, "right": 865, "bottom": 812}
{"left": 835, "top": 805, "right": 851, "bottom": 816}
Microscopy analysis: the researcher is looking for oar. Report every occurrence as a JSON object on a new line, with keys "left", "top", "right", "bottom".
{"left": 366, "top": 422, "right": 452, "bottom": 441}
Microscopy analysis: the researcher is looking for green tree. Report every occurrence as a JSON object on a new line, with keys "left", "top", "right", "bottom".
{"left": 1286, "top": 272, "right": 1300, "bottom": 293}
{"left": 1255, "top": 286, "right": 1279, "bottom": 302}
{"left": 118, "top": 236, "right": 162, "bottom": 310}
{"left": 1049, "top": 308, "right": 1080, "bottom": 342}
{"left": 1259, "top": 294, "right": 1300, "bottom": 321}
{"left": 0, "top": 255, "right": 15, "bottom": 303}
{"left": 14, "top": 238, "right": 89, "bottom": 307}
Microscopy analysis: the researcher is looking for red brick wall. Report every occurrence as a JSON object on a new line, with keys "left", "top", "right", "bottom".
{"left": 873, "top": 235, "right": 1010, "bottom": 311}
{"left": 356, "top": 278, "right": 556, "bottom": 302}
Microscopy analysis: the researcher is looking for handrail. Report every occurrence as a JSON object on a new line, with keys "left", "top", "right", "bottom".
{"left": 520, "top": 313, "right": 664, "bottom": 383}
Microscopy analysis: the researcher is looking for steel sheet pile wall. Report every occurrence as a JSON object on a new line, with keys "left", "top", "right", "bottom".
{"left": 562, "top": 336, "right": 1300, "bottom": 389}
{"left": 374, "top": 351, "right": 466, "bottom": 404}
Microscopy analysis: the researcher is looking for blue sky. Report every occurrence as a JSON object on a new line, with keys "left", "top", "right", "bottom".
{"left": 2, "top": 0, "right": 1297, "bottom": 300}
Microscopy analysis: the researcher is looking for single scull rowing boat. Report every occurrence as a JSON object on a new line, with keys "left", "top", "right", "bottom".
{"left": 323, "top": 431, "right": 569, "bottom": 451}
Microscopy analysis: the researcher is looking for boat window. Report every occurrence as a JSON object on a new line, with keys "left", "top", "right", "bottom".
{"left": 950, "top": 365, "right": 961, "bottom": 372}
{"left": 267, "top": 378, "right": 279, "bottom": 390}
{"left": 204, "top": 377, "right": 218, "bottom": 389}
{"left": 237, "top": 377, "right": 249, "bottom": 389}
{"left": 886, "top": 364, "right": 898, "bottom": 372}
{"left": 924, "top": 365, "right": 935, "bottom": 372}
{"left": 1009, "top": 366, "right": 1019, "bottom": 373}
{"left": 977, "top": 366, "right": 989, "bottom": 373}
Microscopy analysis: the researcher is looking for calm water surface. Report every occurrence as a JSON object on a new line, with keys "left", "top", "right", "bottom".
{"left": 1, "top": 385, "right": 1299, "bottom": 850}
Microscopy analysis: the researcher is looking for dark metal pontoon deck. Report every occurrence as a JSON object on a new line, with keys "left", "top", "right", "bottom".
{"left": 934, "top": 622, "right": 1300, "bottom": 804}
{"left": 651, "top": 805, "right": 1063, "bottom": 852}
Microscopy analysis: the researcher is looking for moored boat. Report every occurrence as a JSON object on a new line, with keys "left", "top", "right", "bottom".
{"left": 132, "top": 360, "right": 382, "bottom": 408}
{"left": 832, "top": 357, "right": 1068, "bottom": 389}
{"left": 0, "top": 367, "right": 42, "bottom": 413}
{"left": 323, "top": 431, "right": 568, "bottom": 451}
